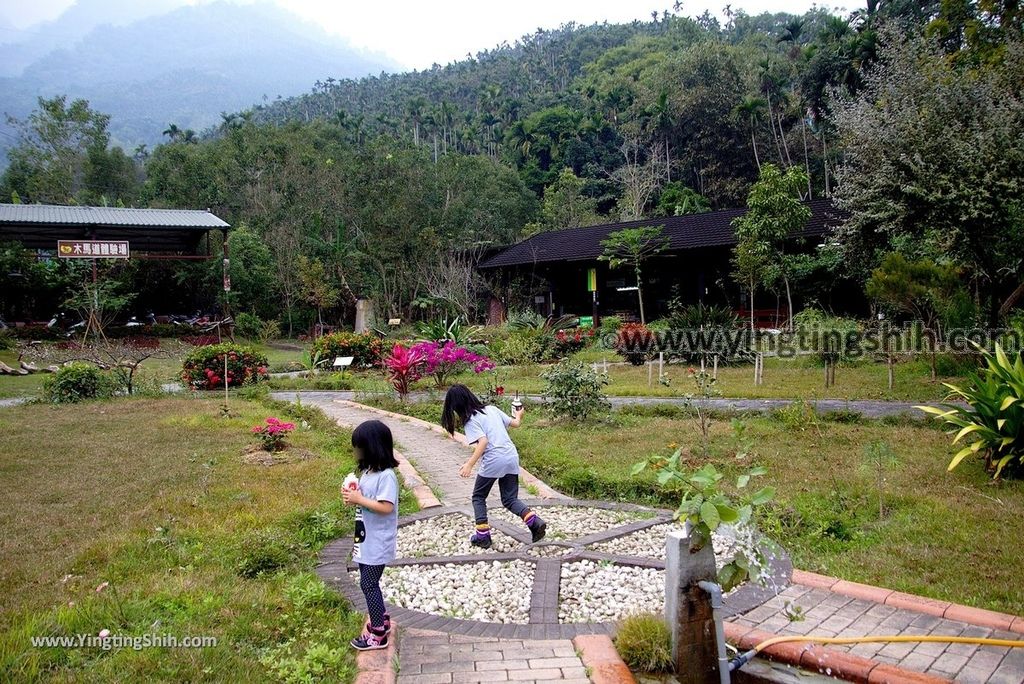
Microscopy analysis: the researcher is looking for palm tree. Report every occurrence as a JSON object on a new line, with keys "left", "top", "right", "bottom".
{"left": 778, "top": 18, "right": 805, "bottom": 59}
{"left": 162, "top": 123, "right": 182, "bottom": 141}
{"left": 405, "top": 96, "right": 427, "bottom": 146}
{"left": 647, "top": 89, "right": 674, "bottom": 181}
{"left": 181, "top": 129, "right": 198, "bottom": 144}
{"left": 734, "top": 96, "right": 767, "bottom": 171}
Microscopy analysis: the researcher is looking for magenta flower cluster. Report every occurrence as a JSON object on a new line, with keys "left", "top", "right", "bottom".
{"left": 251, "top": 416, "right": 296, "bottom": 452}
{"left": 409, "top": 340, "right": 494, "bottom": 387}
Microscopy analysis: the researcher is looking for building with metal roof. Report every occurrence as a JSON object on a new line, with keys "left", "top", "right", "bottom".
{"left": 0, "top": 204, "right": 229, "bottom": 253}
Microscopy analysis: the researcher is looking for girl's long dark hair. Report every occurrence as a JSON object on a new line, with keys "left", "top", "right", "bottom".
{"left": 441, "top": 384, "right": 485, "bottom": 435}
{"left": 352, "top": 420, "right": 399, "bottom": 472}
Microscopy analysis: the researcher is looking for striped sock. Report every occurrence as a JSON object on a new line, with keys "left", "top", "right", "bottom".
{"left": 522, "top": 511, "right": 536, "bottom": 526}
{"left": 475, "top": 523, "right": 491, "bottom": 536}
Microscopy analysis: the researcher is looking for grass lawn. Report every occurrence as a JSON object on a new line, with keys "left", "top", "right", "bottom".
{"left": 0, "top": 341, "right": 310, "bottom": 400}
{"left": 461, "top": 354, "right": 970, "bottom": 402}
{"left": 367, "top": 397, "right": 1024, "bottom": 616}
{"left": 0, "top": 394, "right": 409, "bottom": 681}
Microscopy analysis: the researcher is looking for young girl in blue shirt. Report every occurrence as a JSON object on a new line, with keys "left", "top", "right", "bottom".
{"left": 441, "top": 384, "right": 546, "bottom": 548}
{"left": 342, "top": 420, "right": 399, "bottom": 651}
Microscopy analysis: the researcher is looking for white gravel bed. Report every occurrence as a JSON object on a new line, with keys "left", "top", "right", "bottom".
{"left": 356, "top": 560, "right": 534, "bottom": 623}
{"left": 558, "top": 560, "right": 664, "bottom": 623}
{"left": 396, "top": 514, "right": 519, "bottom": 557}
{"left": 588, "top": 523, "right": 743, "bottom": 564}
{"left": 488, "top": 505, "right": 653, "bottom": 540}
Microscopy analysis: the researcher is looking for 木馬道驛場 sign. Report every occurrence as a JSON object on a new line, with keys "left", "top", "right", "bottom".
{"left": 57, "top": 240, "right": 130, "bottom": 259}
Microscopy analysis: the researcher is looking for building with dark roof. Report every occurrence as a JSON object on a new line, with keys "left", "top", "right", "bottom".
{"left": 480, "top": 198, "right": 844, "bottom": 326}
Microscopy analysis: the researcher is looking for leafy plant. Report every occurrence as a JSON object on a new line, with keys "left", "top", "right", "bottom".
{"left": 252, "top": 417, "right": 296, "bottom": 452}
{"left": 616, "top": 322, "right": 653, "bottom": 366}
{"left": 633, "top": 453, "right": 775, "bottom": 591}
{"left": 599, "top": 226, "right": 669, "bottom": 324}
{"left": 42, "top": 362, "right": 112, "bottom": 403}
{"left": 553, "top": 328, "right": 594, "bottom": 357}
{"left": 235, "top": 313, "right": 281, "bottom": 343}
{"left": 309, "top": 331, "right": 383, "bottom": 369}
{"left": 685, "top": 366, "right": 721, "bottom": 458}
{"left": 861, "top": 441, "right": 899, "bottom": 518}
{"left": 416, "top": 317, "right": 480, "bottom": 346}
{"left": 917, "top": 344, "right": 1024, "bottom": 480}
{"left": 541, "top": 359, "right": 610, "bottom": 421}
{"left": 615, "top": 613, "right": 673, "bottom": 673}
{"left": 383, "top": 343, "right": 426, "bottom": 399}
{"left": 490, "top": 328, "right": 550, "bottom": 365}
{"left": 410, "top": 340, "right": 494, "bottom": 387}
{"left": 181, "top": 343, "right": 268, "bottom": 390}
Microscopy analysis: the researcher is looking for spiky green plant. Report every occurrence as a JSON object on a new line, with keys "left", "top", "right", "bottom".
{"left": 917, "top": 344, "right": 1024, "bottom": 480}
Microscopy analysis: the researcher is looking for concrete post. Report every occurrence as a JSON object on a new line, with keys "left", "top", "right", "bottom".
{"left": 666, "top": 528, "right": 720, "bottom": 684}
{"left": 354, "top": 299, "right": 374, "bottom": 334}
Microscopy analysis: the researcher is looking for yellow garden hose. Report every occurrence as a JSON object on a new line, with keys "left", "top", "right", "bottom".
{"left": 730, "top": 634, "right": 1024, "bottom": 672}
{"left": 754, "top": 634, "right": 1024, "bottom": 652}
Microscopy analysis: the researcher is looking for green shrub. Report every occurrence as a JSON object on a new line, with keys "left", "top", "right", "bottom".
{"left": 597, "top": 315, "right": 623, "bottom": 348}
{"left": 236, "top": 528, "right": 298, "bottom": 578}
{"left": 615, "top": 613, "right": 673, "bottom": 673}
{"left": 791, "top": 308, "right": 862, "bottom": 362}
{"left": 43, "top": 363, "right": 113, "bottom": 403}
{"left": 771, "top": 400, "right": 818, "bottom": 430}
{"left": 918, "top": 343, "right": 1024, "bottom": 479}
{"left": 541, "top": 359, "right": 610, "bottom": 421}
{"left": 181, "top": 343, "right": 269, "bottom": 390}
{"left": 234, "top": 312, "right": 264, "bottom": 340}
{"left": 0, "top": 328, "right": 13, "bottom": 350}
{"left": 310, "top": 331, "right": 383, "bottom": 369}
{"left": 491, "top": 328, "right": 550, "bottom": 365}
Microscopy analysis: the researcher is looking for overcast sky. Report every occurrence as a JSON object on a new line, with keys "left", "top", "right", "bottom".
{"left": 1, "top": 0, "right": 842, "bottom": 70}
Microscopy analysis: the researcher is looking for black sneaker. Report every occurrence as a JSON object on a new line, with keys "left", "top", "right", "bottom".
{"left": 529, "top": 518, "right": 547, "bottom": 543}
{"left": 350, "top": 629, "right": 388, "bottom": 651}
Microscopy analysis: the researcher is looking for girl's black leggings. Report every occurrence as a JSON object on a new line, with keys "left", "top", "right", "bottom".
{"left": 358, "top": 563, "right": 387, "bottom": 628}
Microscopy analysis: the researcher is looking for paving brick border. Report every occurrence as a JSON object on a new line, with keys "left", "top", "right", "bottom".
{"left": 792, "top": 570, "right": 1024, "bottom": 635}
{"left": 725, "top": 622, "right": 952, "bottom": 684}
{"left": 316, "top": 501, "right": 791, "bottom": 640}
{"left": 572, "top": 634, "right": 637, "bottom": 684}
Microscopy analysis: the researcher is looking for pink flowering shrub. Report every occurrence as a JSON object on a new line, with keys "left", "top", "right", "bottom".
{"left": 384, "top": 343, "right": 426, "bottom": 399}
{"left": 251, "top": 416, "right": 296, "bottom": 451}
{"left": 410, "top": 340, "right": 495, "bottom": 388}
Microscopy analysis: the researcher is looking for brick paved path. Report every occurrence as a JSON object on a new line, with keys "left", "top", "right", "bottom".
{"left": 274, "top": 391, "right": 481, "bottom": 504}
{"left": 279, "top": 391, "right": 1024, "bottom": 684}
{"left": 733, "top": 584, "right": 1024, "bottom": 683}
{"left": 398, "top": 629, "right": 590, "bottom": 684}
{"left": 273, "top": 392, "right": 594, "bottom": 682}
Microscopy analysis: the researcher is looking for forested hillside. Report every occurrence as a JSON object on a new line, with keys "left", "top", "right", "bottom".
{"left": 1, "top": 1, "right": 1022, "bottom": 331}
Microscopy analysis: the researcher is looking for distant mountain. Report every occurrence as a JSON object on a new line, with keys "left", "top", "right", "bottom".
{"left": 0, "top": 0, "right": 183, "bottom": 78}
{"left": 0, "top": 0, "right": 398, "bottom": 157}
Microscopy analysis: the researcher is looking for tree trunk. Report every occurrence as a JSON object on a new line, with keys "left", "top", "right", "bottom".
{"left": 749, "top": 279, "right": 755, "bottom": 334}
{"left": 800, "top": 116, "right": 812, "bottom": 200}
{"left": 822, "top": 132, "right": 831, "bottom": 196}
{"left": 751, "top": 127, "right": 761, "bottom": 172}
{"left": 784, "top": 275, "right": 794, "bottom": 332}
{"left": 998, "top": 279, "right": 1024, "bottom": 317}
{"left": 636, "top": 268, "right": 646, "bottom": 325}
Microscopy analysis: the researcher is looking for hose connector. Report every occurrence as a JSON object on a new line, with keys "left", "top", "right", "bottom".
{"left": 729, "top": 649, "right": 757, "bottom": 672}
